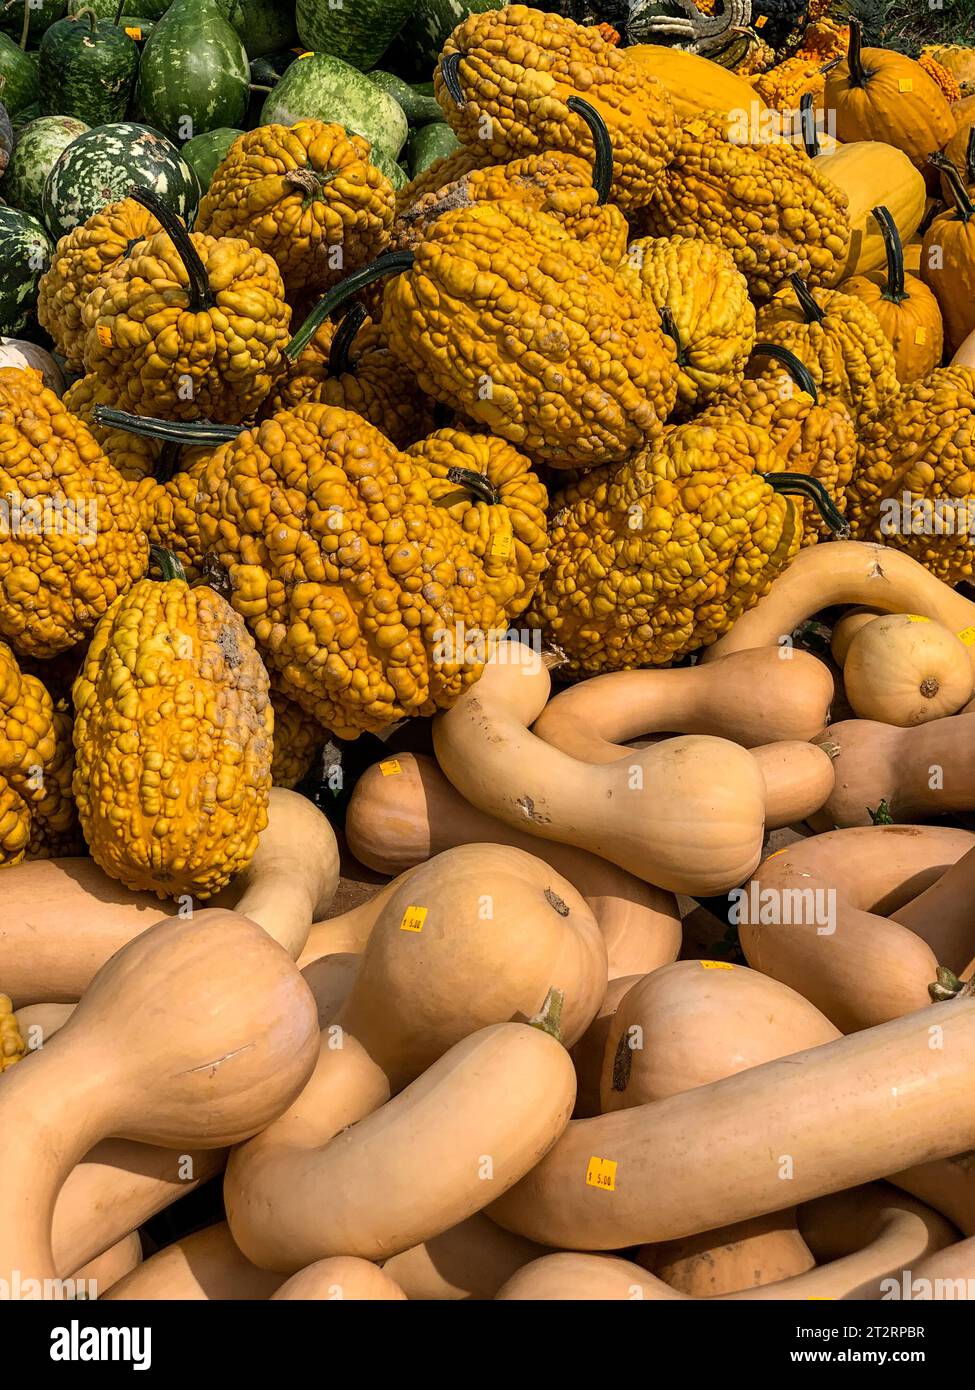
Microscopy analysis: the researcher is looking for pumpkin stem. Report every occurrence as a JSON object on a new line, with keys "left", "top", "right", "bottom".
{"left": 528, "top": 986, "right": 564, "bottom": 1043}
{"left": 967, "top": 126, "right": 975, "bottom": 186}
{"left": 327, "top": 303, "right": 368, "bottom": 377}
{"left": 845, "top": 18, "right": 867, "bottom": 89}
{"left": 73, "top": 7, "right": 99, "bottom": 30}
{"left": 750, "top": 342, "right": 818, "bottom": 402}
{"left": 929, "top": 153, "right": 975, "bottom": 225}
{"left": 440, "top": 51, "right": 465, "bottom": 107}
{"left": 871, "top": 206, "right": 907, "bottom": 304}
{"left": 799, "top": 92, "right": 820, "bottom": 158}
{"left": 155, "top": 440, "right": 182, "bottom": 485}
{"left": 149, "top": 545, "right": 187, "bottom": 583}
{"left": 868, "top": 798, "right": 894, "bottom": 825}
{"left": 286, "top": 251, "right": 415, "bottom": 360}
{"left": 762, "top": 472, "right": 850, "bottom": 537}
{"left": 126, "top": 184, "right": 214, "bottom": 311}
{"left": 444, "top": 466, "right": 500, "bottom": 506}
{"left": 659, "top": 306, "right": 688, "bottom": 366}
{"left": 114, "top": 0, "right": 126, "bottom": 24}
{"left": 18, "top": 0, "right": 28, "bottom": 50}
{"left": 789, "top": 273, "right": 825, "bottom": 324}
{"left": 565, "top": 96, "right": 613, "bottom": 205}
{"left": 92, "top": 405, "right": 240, "bottom": 446}
{"left": 927, "top": 965, "right": 975, "bottom": 1002}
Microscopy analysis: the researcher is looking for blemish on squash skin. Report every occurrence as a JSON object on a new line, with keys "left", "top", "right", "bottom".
{"left": 516, "top": 795, "right": 551, "bottom": 823}
{"left": 544, "top": 888, "right": 569, "bottom": 917}
{"left": 181, "top": 1042, "right": 256, "bottom": 1078}
{"left": 612, "top": 1034, "right": 631, "bottom": 1092}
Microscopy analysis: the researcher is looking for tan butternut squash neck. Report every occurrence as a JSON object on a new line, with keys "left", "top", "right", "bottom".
{"left": 891, "top": 845, "right": 975, "bottom": 972}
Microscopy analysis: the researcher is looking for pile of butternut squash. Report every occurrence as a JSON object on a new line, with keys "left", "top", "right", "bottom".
{"left": 6, "top": 539, "right": 975, "bottom": 1301}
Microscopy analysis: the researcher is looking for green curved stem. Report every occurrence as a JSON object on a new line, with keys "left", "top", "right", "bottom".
{"left": 114, "top": 0, "right": 126, "bottom": 24}
{"left": 528, "top": 987, "right": 563, "bottom": 1043}
{"left": 930, "top": 152, "right": 975, "bottom": 225}
{"left": 445, "top": 466, "right": 500, "bottom": 506}
{"left": 871, "top": 205, "right": 906, "bottom": 304}
{"left": 750, "top": 342, "right": 818, "bottom": 401}
{"left": 762, "top": 472, "right": 850, "bottom": 537}
{"left": 327, "top": 302, "right": 368, "bottom": 377}
{"left": 659, "top": 306, "right": 688, "bottom": 366}
{"left": 565, "top": 95, "right": 613, "bottom": 205}
{"left": 967, "top": 125, "right": 975, "bottom": 185}
{"left": 92, "top": 405, "right": 239, "bottom": 446}
{"left": 149, "top": 546, "right": 187, "bottom": 583}
{"left": 440, "top": 51, "right": 465, "bottom": 107}
{"left": 72, "top": 6, "right": 98, "bottom": 30}
{"left": 286, "top": 251, "right": 415, "bottom": 361}
{"left": 127, "top": 184, "right": 213, "bottom": 311}
{"left": 790, "top": 273, "right": 825, "bottom": 325}
{"left": 799, "top": 92, "right": 820, "bottom": 159}
{"left": 846, "top": 18, "right": 867, "bottom": 89}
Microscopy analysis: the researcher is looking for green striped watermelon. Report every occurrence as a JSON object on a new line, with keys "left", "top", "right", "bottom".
{"left": 136, "top": 0, "right": 249, "bottom": 142}
{"left": 261, "top": 53, "right": 408, "bottom": 157}
{"left": 180, "top": 126, "right": 242, "bottom": 189}
{"left": 296, "top": 0, "right": 417, "bottom": 73}
{"left": 0, "top": 0, "right": 66, "bottom": 43}
{"left": 2, "top": 115, "right": 88, "bottom": 221}
{"left": 0, "top": 32, "right": 38, "bottom": 115}
{"left": 0, "top": 207, "right": 53, "bottom": 334}
{"left": 39, "top": 9, "right": 139, "bottom": 127}
{"left": 218, "top": 0, "right": 298, "bottom": 58}
{"left": 394, "top": 0, "right": 504, "bottom": 79}
{"left": 42, "top": 121, "right": 199, "bottom": 239}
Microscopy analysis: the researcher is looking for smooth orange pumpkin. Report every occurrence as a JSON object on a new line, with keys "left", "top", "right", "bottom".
{"left": 841, "top": 206, "right": 943, "bottom": 380}
{"left": 825, "top": 21, "right": 955, "bottom": 169}
{"left": 922, "top": 156, "right": 975, "bottom": 353}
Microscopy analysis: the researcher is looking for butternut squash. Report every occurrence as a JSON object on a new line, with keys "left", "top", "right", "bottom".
{"left": 71, "top": 1231, "right": 143, "bottom": 1296}
{"left": 830, "top": 607, "right": 883, "bottom": 664}
{"left": 227, "top": 1017, "right": 577, "bottom": 1272}
{"left": 379, "top": 1215, "right": 548, "bottom": 1301}
{"left": 892, "top": 1150, "right": 975, "bottom": 1236}
{"left": 600, "top": 960, "right": 841, "bottom": 1113}
{"left": 739, "top": 824, "right": 975, "bottom": 1030}
{"left": 497, "top": 1186, "right": 954, "bottom": 1299}
{"left": 270, "top": 1258, "right": 407, "bottom": 1301}
{"left": 842, "top": 614, "right": 974, "bottom": 725}
{"left": 750, "top": 742, "right": 837, "bottom": 829}
{"left": 0, "top": 909, "right": 320, "bottom": 1287}
{"left": 706, "top": 542, "right": 975, "bottom": 669}
{"left": 488, "top": 997, "right": 975, "bottom": 1251}
{"left": 103, "top": 1224, "right": 285, "bottom": 1301}
{"left": 52, "top": 1141, "right": 228, "bottom": 1278}
{"left": 849, "top": 1232, "right": 975, "bottom": 1298}
{"left": 571, "top": 974, "right": 642, "bottom": 1119}
{"left": 0, "top": 788, "right": 340, "bottom": 1006}
{"left": 433, "top": 643, "right": 770, "bottom": 896}
{"left": 640, "top": 1212, "right": 815, "bottom": 1297}
{"left": 532, "top": 647, "right": 834, "bottom": 755}
{"left": 890, "top": 846, "right": 975, "bottom": 974}
{"left": 344, "top": 752, "right": 682, "bottom": 980}
{"left": 815, "top": 714, "right": 975, "bottom": 829}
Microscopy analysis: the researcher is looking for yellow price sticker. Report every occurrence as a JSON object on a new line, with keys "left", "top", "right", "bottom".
{"left": 96, "top": 324, "right": 113, "bottom": 347}
{"left": 297, "top": 49, "right": 314, "bottom": 58}
{"left": 958, "top": 626, "right": 975, "bottom": 646}
{"left": 700, "top": 960, "right": 735, "bottom": 970}
{"left": 586, "top": 1156, "right": 617, "bottom": 1192}
{"left": 125, "top": 26, "right": 142, "bottom": 39}
{"left": 379, "top": 758, "right": 402, "bottom": 776}
{"left": 914, "top": 326, "right": 927, "bottom": 345}
{"left": 898, "top": 77, "right": 914, "bottom": 92}
{"left": 905, "top": 614, "right": 931, "bottom": 623}
{"left": 489, "top": 530, "right": 513, "bottom": 560}
{"left": 400, "top": 905, "right": 427, "bottom": 933}
{"left": 755, "top": 13, "right": 767, "bottom": 24}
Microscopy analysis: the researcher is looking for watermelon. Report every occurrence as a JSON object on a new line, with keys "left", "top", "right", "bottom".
{"left": 0, "top": 207, "right": 53, "bottom": 335}
{"left": 0, "top": 100, "right": 11, "bottom": 177}
{"left": 261, "top": 53, "right": 409, "bottom": 157}
{"left": 0, "top": 32, "right": 38, "bottom": 115}
{"left": 217, "top": 0, "right": 298, "bottom": 58}
{"left": 407, "top": 121, "right": 460, "bottom": 176}
{"left": 296, "top": 0, "right": 420, "bottom": 73}
{"left": 2, "top": 114, "right": 87, "bottom": 221}
{"left": 0, "top": 0, "right": 66, "bottom": 43}
{"left": 367, "top": 70, "right": 442, "bottom": 126}
{"left": 88, "top": 0, "right": 170, "bottom": 16}
{"left": 42, "top": 120, "right": 199, "bottom": 239}
{"left": 39, "top": 9, "right": 139, "bottom": 127}
{"left": 393, "top": 0, "right": 503, "bottom": 79}
{"left": 181, "top": 126, "right": 242, "bottom": 189}
{"left": 135, "top": 0, "right": 249, "bottom": 142}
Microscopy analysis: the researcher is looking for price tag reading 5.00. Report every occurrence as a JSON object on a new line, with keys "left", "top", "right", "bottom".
{"left": 400, "top": 905, "right": 427, "bottom": 933}
{"left": 586, "top": 1156, "right": 617, "bottom": 1192}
